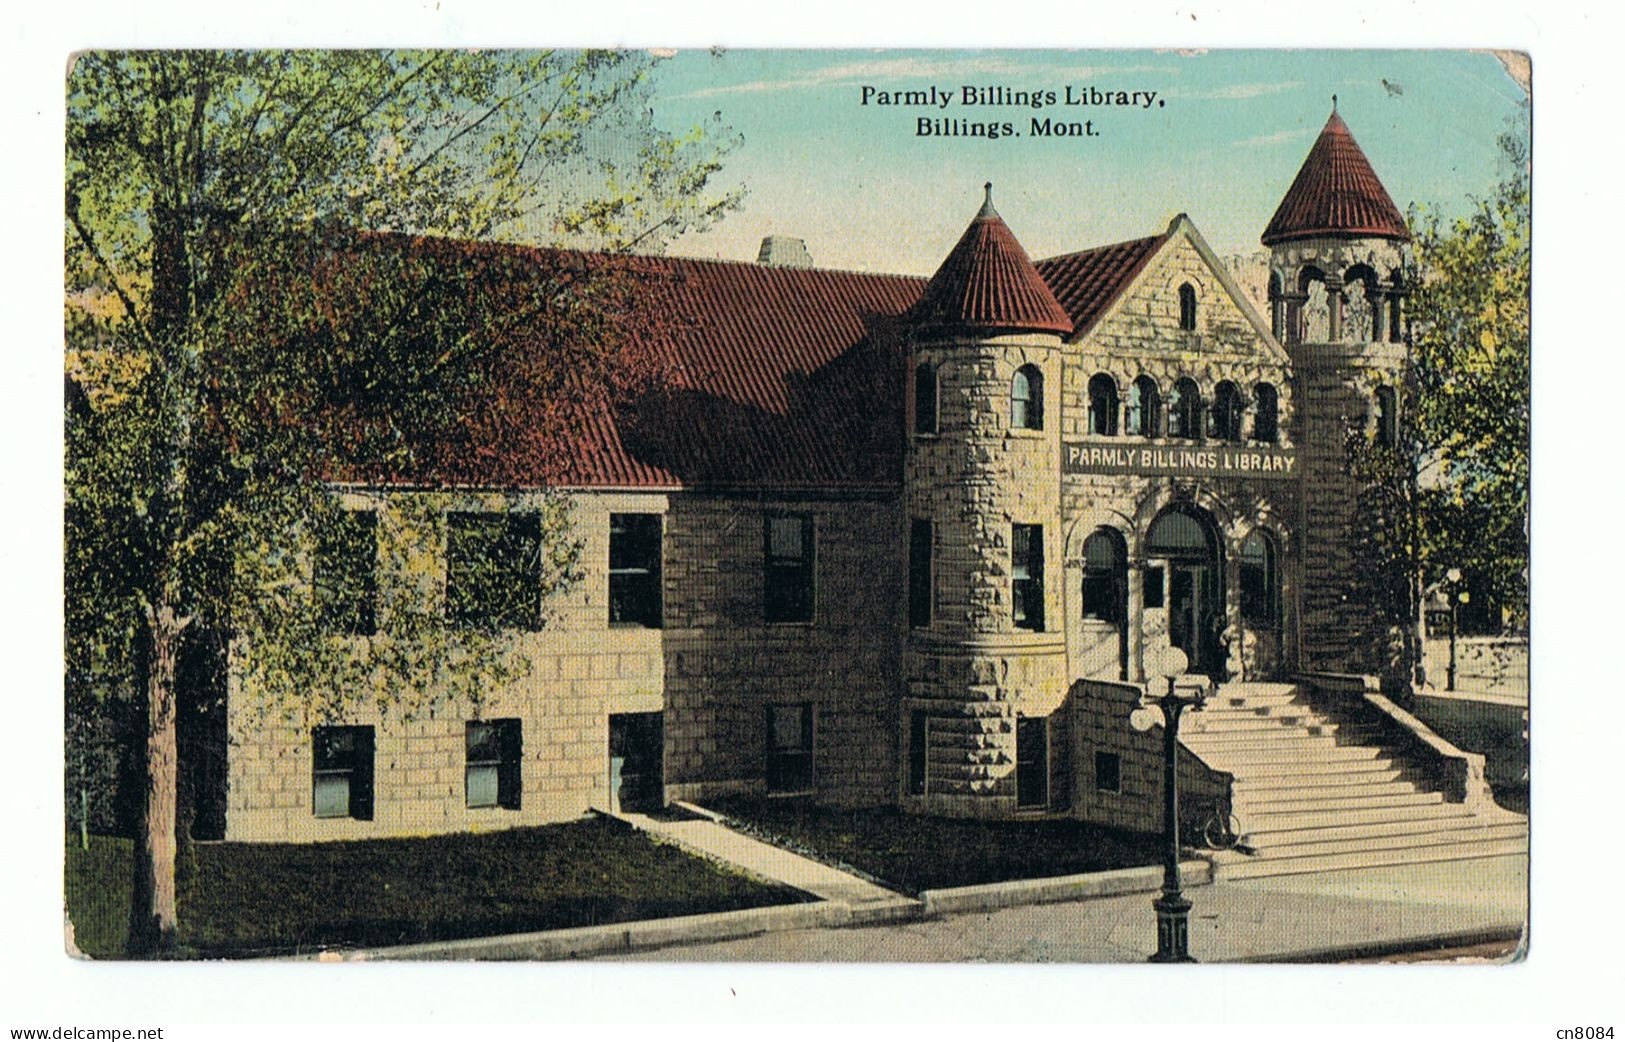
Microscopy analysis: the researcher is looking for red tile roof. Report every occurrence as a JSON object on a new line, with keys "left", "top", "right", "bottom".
{"left": 913, "top": 187, "right": 1075, "bottom": 336}
{"left": 1262, "top": 111, "right": 1410, "bottom": 246}
{"left": 1035, "top": 232, "right": 1171, "bottom": 339}
{"left": 582, "top": 257, "right": 924, "bottom": 491}
{"left": 345, "top": 222, "right": 1174, "bottom": 492}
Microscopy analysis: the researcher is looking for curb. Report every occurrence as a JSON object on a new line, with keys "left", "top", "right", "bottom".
{"left": 322, "top": 898, "right": 854, "bottom": 962}
{"left": 919, "top": 860, "right": 1211, "bottom": 917}
{"left": 1234, "top": 923, "right": 1526, "bottom": 964}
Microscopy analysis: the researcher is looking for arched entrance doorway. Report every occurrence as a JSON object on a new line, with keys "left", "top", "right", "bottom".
{"left": 1145, "top": 505, "right": 1225, "bottom": 678}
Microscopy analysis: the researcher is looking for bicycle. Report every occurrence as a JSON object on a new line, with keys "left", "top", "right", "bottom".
{"left": 1199, "top": 802, "right": 1250, "bottom": 853}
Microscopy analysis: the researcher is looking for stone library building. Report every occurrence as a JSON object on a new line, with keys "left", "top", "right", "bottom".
{"left": 208, "top": 109, "right": 1523, "bottom": 875}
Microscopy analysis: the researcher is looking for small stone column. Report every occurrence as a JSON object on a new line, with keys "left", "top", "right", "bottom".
{"left": 1283, "top": 292, "right": 1307, "bottom": 346}
{"left": 1224, "top": 541, "right": 1245, "bottom": 681}
{"left": 1325, "top": 275, "right": 1344, "bottom": 343}
{"left": 1127, "top": 554, "right": 1146, "bottom": 683}
{"left": 1370, "top": 291, "right": 1386, "bottom": 343}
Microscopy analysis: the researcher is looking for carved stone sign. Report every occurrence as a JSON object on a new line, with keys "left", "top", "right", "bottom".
{"left": 1063, "top": 442, "right": 1298, "bottom": 479}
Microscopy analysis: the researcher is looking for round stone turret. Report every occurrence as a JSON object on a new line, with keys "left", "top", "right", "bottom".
{"left": 901, "top": 185, "right": 1072, "bottom": 816}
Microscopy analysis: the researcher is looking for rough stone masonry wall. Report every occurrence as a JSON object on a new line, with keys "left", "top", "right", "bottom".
{"left": 1291, "top": 338, "right": 1410, "bottom": 675}
{"left": 225, "top": 489, "right": 667, "bottom": 842}
{"left": 659, "top": 493, "right": 901, "bottom": 807}
{"left": 1069, "top": 678, "right": 1232, "bottom": 836}
{"left": 1061, "top": 232, "right": 1300, "bottom": 683}
{"left": 902, "top": 331, "right": 1070, "bottom": 817}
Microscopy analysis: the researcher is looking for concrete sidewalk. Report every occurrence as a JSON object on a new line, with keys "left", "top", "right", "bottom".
{"left": 615, "top": 809, "right": 904, "bottom": 907}
{"left": 599, "top": 854, "right": 1527, "bottom": 963}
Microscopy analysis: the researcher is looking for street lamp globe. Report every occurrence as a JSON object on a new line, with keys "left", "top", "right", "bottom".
{"left": 1156, "top": 645, "right": 1189, "bottom": 682}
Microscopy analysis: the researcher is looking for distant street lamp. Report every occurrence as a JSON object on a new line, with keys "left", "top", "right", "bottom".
{"left": 1130, "top": 645, "right": 1209, "bottom": 963}
{"left": 1445, "top": 568, "right": 1464, "bottom": 690}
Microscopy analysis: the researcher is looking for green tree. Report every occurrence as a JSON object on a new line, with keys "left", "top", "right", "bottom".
{"left": 65, "top": 49, "right": 738, "bottom": 953}
{"left": 1346, "top": 126, "right": 1530, "bottom": 687}
{"left": 1407, "top": 129, "right": 1531, "bottom": 632}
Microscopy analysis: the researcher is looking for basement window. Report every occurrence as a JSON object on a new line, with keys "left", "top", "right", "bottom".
{"left": 1016, "top": 716, "right": 1050, "bottom": 809}
{"left": 766, "top": 703, "right": 814, "bottom": 794}
{"left": 466, "top": 719, "right": 522, "bottom": 810}
{"left": 1095, "top": 750, "right": 1122, "bottom": 794}
{"left": 609, "top": 513, "right": 663, "bottom": 628}
{"left": 312, "top": 726, "right": 374, "bottom": 820}
{"left": 908, "top": 710, "right": 930, "bottom": 796}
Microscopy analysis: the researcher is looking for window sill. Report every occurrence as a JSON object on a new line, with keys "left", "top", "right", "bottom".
{"left": 766, "top": 789, "right": 815, "bottom": 799}
{"left": 1006, "top": 427, "right": 1046, "bottom": 439}
{"left": 608, "top": 621, "right": 664, "bottom": 631}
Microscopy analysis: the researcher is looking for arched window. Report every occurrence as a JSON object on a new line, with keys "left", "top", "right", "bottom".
{"left": 1211, "top": 381, "right": 1244, "bottom": 442}
{"left": 1087, "top": 373, "right": 1118, "bottom": 436}
{"left": 1127, "top": 375, "right": 1160, "bottom": 438}
{"left": 913, "top": 362, "right": 938, "bottom": 435}
{"left": 1167, "top": 378, "right": 1202, "bottom": 439}
{"left": 1253, "top": 383, "right": 1279, "bottom": 444}
{"left": 1375, "top": 386, "right": 1398, "bottom": 447}
{"left": 1011, "top": 364, "right": 1043, "bottom": 431}
{"left": 1240, "top": 529, "right": 1279, "bottom": 624}
{"left": 1178, "top": 283, "right": 1197, "bottom": 332}
{"left": 1082, "top": 528, "right": 1127, "bottom": 623}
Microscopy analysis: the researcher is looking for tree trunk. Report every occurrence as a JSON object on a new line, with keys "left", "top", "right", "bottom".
{"left": 130, "top": 603, "right": 182, "bottom": 954}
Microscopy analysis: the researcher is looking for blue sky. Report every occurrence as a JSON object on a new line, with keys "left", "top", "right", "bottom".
{"left": 651, "top": 50, "right": 1529, "bottom": 273}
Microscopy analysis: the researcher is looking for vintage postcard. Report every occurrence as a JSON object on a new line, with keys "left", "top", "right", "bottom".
{"left": 63, "top": 47, "right": 1530, "bottom": 969}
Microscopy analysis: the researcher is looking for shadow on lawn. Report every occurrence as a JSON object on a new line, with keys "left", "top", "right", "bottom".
{"left": 65, "top": 816, "right": 805, "bottom": 959}
{"left": 707, "top": 796, "right": 1163, "bottom": 895}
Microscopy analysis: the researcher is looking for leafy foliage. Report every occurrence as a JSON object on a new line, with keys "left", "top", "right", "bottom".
{"left": 1346, "top": 123, "right": 1530, "bottom": 683}
{"left": 64, "top": 49, "right": 740, "bottom": 946}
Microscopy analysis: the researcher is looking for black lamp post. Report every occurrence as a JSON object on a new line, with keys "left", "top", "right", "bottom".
{"left": 1131, "top": 646, "right": 1208, "bottom": 963}
{"left": 1445, "top": 567, "right": 1462, "bottom": 691}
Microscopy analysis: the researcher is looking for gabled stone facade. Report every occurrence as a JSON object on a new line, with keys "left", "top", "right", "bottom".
{"left": 216, "top": 109, "right": 1417, "bottom": 843}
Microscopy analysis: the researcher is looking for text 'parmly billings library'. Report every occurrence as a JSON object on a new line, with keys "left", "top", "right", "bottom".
{"left": 202, "top": 108, "right": 1525, "bottom": 876}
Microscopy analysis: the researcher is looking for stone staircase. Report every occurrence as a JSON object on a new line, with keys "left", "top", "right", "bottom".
{"left": 1181, "top": 682, "right": 1528, "bottom": 880}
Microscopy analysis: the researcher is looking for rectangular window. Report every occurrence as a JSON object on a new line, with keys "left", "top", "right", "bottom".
{"left": 765, "top": 703, "right": 814, "bottom": 793}
{"left": 1016, "top": 716, "right": 1049, "bottom": 809}
{"left": 908, "top": 710, "right": 929, "bottom": 796}
{"left": 312, "top": 725, "right": 374, "bottom": 820}
{"left": 314, "top": 510, "right": 377, "bottom": 635}
{"left": 609, "top": 513, "right": 663, "bottom": 627}
{"left": 1012, "top": 523, "right": 1045, "bottom": 631}
{"left": 465, "top": 719, "right": 522, "bottom": 810}
{"left": 1142, "top": 565, "right": 1165, "bottom": 609}
{"left": 1095, "top": 750, "right": 1122, "bottom": 794}
{"left": 446, "top": 512, "right": 542, "bottom": 631}
{"left": 764, "top": 514, "right": 815, "bottom": 624}
{"left": 908, "top": 519, "right": 933, "bottom": 628}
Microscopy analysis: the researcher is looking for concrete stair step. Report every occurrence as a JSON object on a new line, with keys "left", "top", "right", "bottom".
{"left": 1249, "top": 820, "right": 1529, "bottom": 860}
{"left": 1222, "top": 757, "right": 1406, "bottom": 779}
{"left": 1236, "top": 790, "right": 1443, "bottom": 817}
{"left": 1241, "top": 810, "right": 1513, "bottom": 847}
{"left": 1215, "top": 836, "right": 1529, "bottom": 879}
{"left": 1234, "top": 779, "right": 1420, "bottom": 806}
{"left": 1242, "top": 800, "right": 1469, "bottom": 834}
{"left": 1186, "top": 715, "right": 1313, "bottom": 733}
{"left": 1194, "top": 743, "right": 1389, "bottom": 766}
{"left": 1233, "top": 767, "right": 1410, "bottom": 792}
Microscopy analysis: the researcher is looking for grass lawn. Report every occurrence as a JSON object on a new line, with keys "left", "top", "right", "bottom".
{"left": 708, "top": 796, "right": 1163, "bottom": 894}
{"left": 65, "top": 816, "right": 805, "bottom": 959}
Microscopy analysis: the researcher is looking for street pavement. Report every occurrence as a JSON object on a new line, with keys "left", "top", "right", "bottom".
{"left": 597, "top": 854, "right": 1527, "bottom": 963}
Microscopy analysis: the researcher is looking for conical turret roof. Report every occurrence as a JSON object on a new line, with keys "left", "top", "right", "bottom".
{"left": 914, "top": 184, "right": 1074, "bottom": 335}
{"left": 1262, "top": 108, "right": 1410, "bottom": 246}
